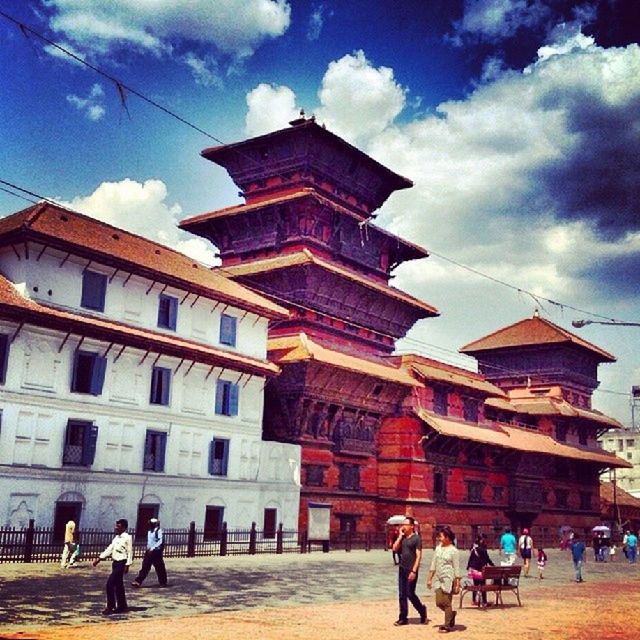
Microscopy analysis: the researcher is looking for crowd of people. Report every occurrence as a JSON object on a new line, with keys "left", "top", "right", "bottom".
{"left": 389, "top": 517, "right": 639, "bottom": 632}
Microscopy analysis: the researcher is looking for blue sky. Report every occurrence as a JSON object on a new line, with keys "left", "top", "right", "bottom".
{"left": 0, "top": 0, "right": 639, "bottom": 425}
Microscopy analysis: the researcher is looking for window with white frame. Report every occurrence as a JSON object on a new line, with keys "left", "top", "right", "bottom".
{"left": 143, "top": 430, "right": 167, "bottom": 472}
{"left": 62, "top": 419, "right": 98, "bottom": 466}
{"left": 0, "top": 333, "right": 9, "bottom": 384}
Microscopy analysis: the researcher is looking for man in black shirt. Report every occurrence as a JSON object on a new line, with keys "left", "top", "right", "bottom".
{"left": 391, "top": 516, "right": 427, "bottom": 626}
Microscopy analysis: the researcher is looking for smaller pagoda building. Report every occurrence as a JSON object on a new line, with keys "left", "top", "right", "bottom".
{"left": 383, "top": 314, "right": 630, "bottom": 544}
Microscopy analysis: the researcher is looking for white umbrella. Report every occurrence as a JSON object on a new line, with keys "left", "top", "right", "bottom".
{"left": 386, "top": 515, "right": 409, "bottom": 525}
{"left": 592, "top": 525, "right": 611, "bottom": 535}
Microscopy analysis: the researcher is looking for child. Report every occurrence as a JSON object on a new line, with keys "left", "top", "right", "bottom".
{"left": 537, "top": 548, "right": 547, "bottom": 579}
{"left": 609, "top": 543, "right": 616, "bottom": 562}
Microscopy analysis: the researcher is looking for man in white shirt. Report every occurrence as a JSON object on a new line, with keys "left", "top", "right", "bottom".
{"left": 518, "top": 528, "right": 533, "bottom": 577}
{"left": 60, "top": 519, "right": 76, "bottom": 568}
{"left": 131, "top": 517, "right": 167, "bottom": 588}
{"left": 93, "top": 518, "right": 133, "bottom": 615}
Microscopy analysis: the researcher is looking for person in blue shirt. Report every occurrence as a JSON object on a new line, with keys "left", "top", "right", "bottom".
{"left": 626, "top": 531, "right": 638, "bottom": 564}
{"left": 500, "top": 528, "right": 517, "bottom": 566}
{"left": 571, "top": 533, "right": 586, "bottom": 582}
{"left": 131, "top": 518, "right": 168, "bottom": 588}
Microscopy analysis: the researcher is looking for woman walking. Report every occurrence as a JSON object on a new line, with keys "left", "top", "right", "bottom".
{"left": 427, "top": 527, "right": 462, "bottom": 633}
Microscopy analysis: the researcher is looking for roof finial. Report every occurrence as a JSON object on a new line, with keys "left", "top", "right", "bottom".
{"left": 533, "top": 308, "right": 539, "bottom": 318}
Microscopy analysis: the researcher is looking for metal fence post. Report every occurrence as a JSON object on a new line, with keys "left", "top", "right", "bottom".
{"left": 300, "top": 529, "right": 307, "bottom": 554}
{"left": 276, "top": 523, "right": 283, "bottom": 554}
{"left": 187, "top": 521, "right": 196, "bottom": 557}
{"left": 249, "top": 522, "right": 257, "bottom": 555}
{"left": 220, "top": 522, "right": 228, "bottom": 556}
{"left": 24, "top": 519, "right": 35, "bottom": 563}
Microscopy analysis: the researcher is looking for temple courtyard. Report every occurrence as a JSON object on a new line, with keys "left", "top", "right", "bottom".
{"left": 0, "top": 548, "right": 637, "bottom": 639}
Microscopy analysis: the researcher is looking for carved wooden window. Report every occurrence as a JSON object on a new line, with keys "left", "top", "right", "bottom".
{"left": 433, "top": 387, "right": 448, "bottom": 416}
{"left": 434, "top": 469, "right": 447, "bottom": 502}
{"left": 555, "top": 489, "right": 569, "bottom": 508}
{"left": 556, "top": 422, "right": 568, "bottom": 442}
{"left": 463, "top": 397, "right": 479, "bottom": 423}
{"left": 466, "top": 480, "right": 485, "bottom": 504}
{"left": 579, "top": 492, "right": 592, "bottom": 511}
{"left": 578, "top": 430, "right": 588, "bottom": 446}
{"left": 493, "top": 486, "right": 504, "bottom": 502}
{"left": 338, "top": 463, "right": 360, "bottom": 491}
{"left": 338, "top": 514, "right": 358, "bottom": 533}
{"left": 305, "top": 465, "right": 325, "bottom": 486}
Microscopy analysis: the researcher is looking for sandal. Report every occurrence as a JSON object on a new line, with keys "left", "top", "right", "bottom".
{"left": 438, "top": 626, "right": 451, "bottom": 633}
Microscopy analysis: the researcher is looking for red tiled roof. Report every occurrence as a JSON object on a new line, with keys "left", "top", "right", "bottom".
{"left": 221, "top": 248, "right": 439, "bottom": 316}
{"left": 459, "top": 314, "right": 616, "bottom": 362}
{"left": 395, "top": 354, "right": 505, "bottom": 397}
{"left": 418, "top": 409, "right": 631, "bottom": 468}
{"left": 600, "top": 482, "right": 640, "bottom": 507}
{"left": 0, "top": 275, "right": 279, "bottom": 378}
{"left": 0, "top": 203, "right": 289, "bottom": 320}
{"left": 268, "top": 333, "right": 421, "bottom": 386}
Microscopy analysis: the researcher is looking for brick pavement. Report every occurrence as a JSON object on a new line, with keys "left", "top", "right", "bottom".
{"left": 0, "top": 549, "right": 638, "bottom": 639}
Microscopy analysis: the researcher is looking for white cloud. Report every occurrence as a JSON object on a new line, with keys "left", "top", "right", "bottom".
{"left": 245, "top": 83, "right": 300, "bottom": 136}
{"left": 450, "top": 0, "right": 550, "bottom": 44}
{"left": 44, "top": 0, "right": 291, "bottom": 59}
{"left": 307, "top": 4, "right": 330, "bottom": 41}
{"left": 315, "top": 51, "right": 406, "bottom": 146}
{"left": 66, "top": 83, "right": 106, "bottom": 121}
{"left": 182, "top": 52, "right": 223, "bottom": 88}
{"left": 56, "top": 178, "right": 217, "bottom": 266}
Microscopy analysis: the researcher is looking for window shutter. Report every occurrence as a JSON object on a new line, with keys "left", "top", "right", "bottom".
{"left": 0, "top": 334, "right": 10, "bottom": 384}
{"left": 156, "top": 433, "right": 167, "bottom": 472}
{"left": 220, "top": 314, "right": 237, "bottom": 347}
{"left": 161, "top": 368, "right": 171, "bottom": 405}
{"left": 90, "top": 355, "right": 107, "bottom": 395}
{"left": 168, "top": 297, "right": 178, "bottom": 330}
{"left": 82, "top": 424, "right": 99, "bottom": 466}
{"left": 221, "top": 440, "right": 229, "bottom": 475}
{"left": 215, "top": 380, "right": 225, "bottom": 414}
{"left": 81, "top": 271, "right": 107, "bottom": 311}
{"left": 208, "top": 440, "right": 216, "bottom": 475}
{"left": 229, "top": 383, "right": 239, "bottom": 416}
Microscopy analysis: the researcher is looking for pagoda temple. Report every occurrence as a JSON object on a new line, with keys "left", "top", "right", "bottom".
{"left": 180, "top": 116, "right": 438, "bottom": 534}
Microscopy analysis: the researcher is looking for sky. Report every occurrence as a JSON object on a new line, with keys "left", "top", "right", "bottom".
{"left": 0, "top": 0, "right": 638, "bottom": 426}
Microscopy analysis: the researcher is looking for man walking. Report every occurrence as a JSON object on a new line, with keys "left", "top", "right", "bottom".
{"left": 626, "top": 530, "right": 638, "bottom": 563}
{"left": 500, "top": 527, "right": 517, "bottom": 566}
{"left": 571, "top": 532, "right": 586, "bottom": 582}
{"left": 93, "top": 519, "right": 133, "bottom": 615}
{"left": 60, "top": 519, "right": 76, "bottom": 569}
{"left": 392, "top": 516, "right": 427, "bottom": 626}
{"left": 132, "top": 517, "right": 167, "bottom": 588}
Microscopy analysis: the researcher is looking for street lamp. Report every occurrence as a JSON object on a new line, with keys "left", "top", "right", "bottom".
{"left": 572, "top": 319, "right": 640, "bottom": 328}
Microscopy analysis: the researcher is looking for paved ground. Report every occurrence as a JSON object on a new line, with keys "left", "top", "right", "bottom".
{"left": 0, "top": 548, "right": 638, "bottom": 639}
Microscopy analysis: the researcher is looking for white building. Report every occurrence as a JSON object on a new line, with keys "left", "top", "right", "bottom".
{"left": 601, "top": 431, "right": 640, "bottom": 498}
{"left": 0, "top": 203, "right": 300, "bottom": 538}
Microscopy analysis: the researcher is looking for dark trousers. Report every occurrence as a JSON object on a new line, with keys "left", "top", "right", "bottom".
{"left": 106, "top": 560, "right": 128, "bottom": 611}
{"left": 398, "top": 567, "right": 425, "bottom": 620}
{"left": 135, "top": 549, "right": 167, "bottom": 585}
{"left": 472, "top": 578, "right": 487, "bottom": 604}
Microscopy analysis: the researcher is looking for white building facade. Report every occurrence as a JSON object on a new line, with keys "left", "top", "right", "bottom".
{"left": 0, "top": 204, "right": 300, "bottom": 538}
{"left": 601, "top": 431, "right": 640, "bottom": 498}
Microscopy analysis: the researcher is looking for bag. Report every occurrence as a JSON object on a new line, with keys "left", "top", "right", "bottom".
{"left": 452, "top": 581, "right": 461, "bottom": 595}
{"left": 468, "top": 568, "right": 483, "bottom": 580}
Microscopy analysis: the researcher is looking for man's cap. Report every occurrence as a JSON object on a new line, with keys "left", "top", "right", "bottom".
{"left": 523, "top": 528, "right": 529, "bottom": 534}
{"left": 149, "top": 518, "right": 159, "bottom": 524}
